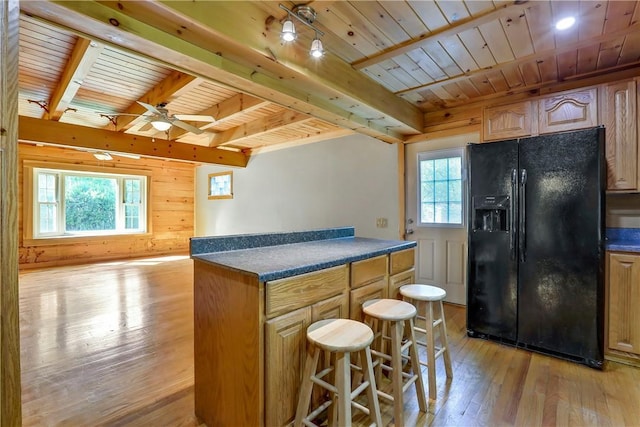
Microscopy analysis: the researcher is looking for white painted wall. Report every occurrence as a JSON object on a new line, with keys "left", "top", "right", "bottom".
{"left": 195, "top": 134, "right": 401, "bottom": 239}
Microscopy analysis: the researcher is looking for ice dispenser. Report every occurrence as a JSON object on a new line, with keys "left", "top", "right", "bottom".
{"left": 472, "top": 195, "right": 510, "bottom": 232}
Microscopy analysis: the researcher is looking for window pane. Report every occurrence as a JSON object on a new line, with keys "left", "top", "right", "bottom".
{"left": 125, "top": 205, "right": 140, "bottom": 229}
{"left": 434, "top": 202, "right": 448, "bottom": 223}
{"left": 124, "top": 179, "right": 141, "bottom": 204}
{"left": 38, "top": 173, "right": 57, "bottom": 203}
{"left": 421, "top": 202, "right": 434, "bottom": 223}
{"left": 420, "top": 160, "right": 434, "bottom": 181}
{"left": 39, "top": 204, "right": 56, "bottom": 233}
{"left": 434, "top": 181, "right": 448, "bottom": 202}
{"left": 434, "top": 158, "right": 448, "bottom": 180}
{"left": 65, "top": 175, "right": 117, "bottom": 231}
{"left": 421, "top": 181, "right": 434, "bottom": 203}
{"left": 449, "top": 180, "right": 462, "bottom": 202}
{"left": 448, "top": 157, "right": 462, "bottom": 179}
{"left": 449, "top": 202, "right": 462, "bottom": 224}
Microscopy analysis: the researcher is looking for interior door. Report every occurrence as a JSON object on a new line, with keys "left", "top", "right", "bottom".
{"left": 404, "top": 134, "right": 479, "bottom": 305}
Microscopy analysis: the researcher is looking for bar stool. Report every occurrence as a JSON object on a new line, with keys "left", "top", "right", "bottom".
{"left": 399, "top": 284, "right": 453, "bottom": 400}
{"left": 294, "top": 318, "right": 382, "bottom": 427}
{"left": 362, "top": 299, "right": 427, "bottom": 427}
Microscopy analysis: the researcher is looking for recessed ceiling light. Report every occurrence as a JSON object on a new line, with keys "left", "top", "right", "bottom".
{"left": 555, "top": 16, "right": 576, "bottom": 30}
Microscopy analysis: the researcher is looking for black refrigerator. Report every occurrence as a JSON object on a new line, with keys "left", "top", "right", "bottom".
{"left": 466, "top": 127, "right": 605, "bottom": 368}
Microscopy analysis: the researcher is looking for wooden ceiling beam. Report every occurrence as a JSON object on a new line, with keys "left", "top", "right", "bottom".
{"left": 352, "top": 1, "right": 528, "bottom": 71}
{"left": 19, "top": 1, "right": 420, "bottom": 142}
{"left": 115, "top": 70, "right": 201, "bottom": 131}
{"left": 45, "top": 36, "right": 104, "bottom": 121}
{"left": 209, "top": 110, "right": 311, "bottom": 147}
{"left": 19, "top": 116, "right": 248, "bottom": 167}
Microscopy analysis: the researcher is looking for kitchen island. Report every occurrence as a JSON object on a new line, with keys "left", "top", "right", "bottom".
{"left": 190, "top": 227, "right": 416, "bottom": 427}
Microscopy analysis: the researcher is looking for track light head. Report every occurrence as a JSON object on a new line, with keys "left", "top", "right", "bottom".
{"left": 281, "top": 18, "right": 296, "bottom": 41}
{"left": 310, "top": 37, "right": 324, "bottom": 58}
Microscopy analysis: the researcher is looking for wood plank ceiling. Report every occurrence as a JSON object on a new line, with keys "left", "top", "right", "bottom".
{"left": 17, "top": 1, "right": 640, "bottom": 166}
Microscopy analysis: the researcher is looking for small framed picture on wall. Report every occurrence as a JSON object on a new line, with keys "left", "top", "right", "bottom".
{"left": 208, "top": 171, "right": 233, "bottom": 200}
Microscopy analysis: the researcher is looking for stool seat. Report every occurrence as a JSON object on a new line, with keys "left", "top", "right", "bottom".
{"left": 362, "top": 299, "right": 416, "bottom": 321}
{"left": 295, "top": 319, "right": 382, "bottom": 427}
{"left": 400, "top": 284, "right": 446, "bottom": 301}
{"left": 308, "top": 319, "right": 374, "bottom": 352}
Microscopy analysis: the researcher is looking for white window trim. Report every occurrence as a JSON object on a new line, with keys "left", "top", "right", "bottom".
{"left": 417, "top": 147, "right": 467, "bottom": 229}
{"left": 32, "top": 167, "right": 148, "bottom": 239}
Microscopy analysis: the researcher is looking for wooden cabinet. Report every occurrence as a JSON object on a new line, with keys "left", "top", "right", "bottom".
{"left": 606, "top": 252, "right": 640, "bottom": 365}
{"left": 602, "top": 80, "right": 639, "bottom": 192}
{"left": 538, "top": 87, "right": 598, "bottom": 134}
{"left": 483, "top": 101, "right": 535, "bottom": 141}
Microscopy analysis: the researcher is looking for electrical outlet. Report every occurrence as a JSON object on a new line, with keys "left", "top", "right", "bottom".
{"left": 376, "top": 218, "right": 388, "bottom": 228}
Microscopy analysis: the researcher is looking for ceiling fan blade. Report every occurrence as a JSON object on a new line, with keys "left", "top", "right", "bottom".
{"left": 171, "top": 119, "right": 204, "bottom": 135}
{"left": 174, "top": 114, "right": 216, "bottom": 122}
{"left": 136, "top": 101, "right": 162, "bottom": 115}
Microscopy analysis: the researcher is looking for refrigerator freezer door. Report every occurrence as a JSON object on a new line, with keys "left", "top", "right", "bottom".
{"left": 467, "top": 140, "right": 519, "bottom": 341}
{"left": 517, "top": 127, "right": 604, "bottom": 366}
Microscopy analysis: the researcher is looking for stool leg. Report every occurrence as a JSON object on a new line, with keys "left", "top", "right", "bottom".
{"left": 406, "top": 318, "right": 427, "bottom": 412}
{"left": 390, "top": 320, "right": 404, "bottom": 427}
{"left": 438, "top": 300, "right": 453, "bottom": 379}
{"left": 361, "top": 346, "right": 383, "bottom": 427}
{"left": 295, "top": 346, "right": 321, "bottom": 427}
{"left": 425, "top": 301, "right": 437, "bottom": 400}
{"left": 335, "top": 351, "right": 351, "bottom": 427}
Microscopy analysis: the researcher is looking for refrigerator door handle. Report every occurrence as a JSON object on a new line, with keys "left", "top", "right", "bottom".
{"left": 510, "top": 169, "right": 517, "bottom": 260}
{"left": 519, "top": 168, "right": 527, "bottom": 262}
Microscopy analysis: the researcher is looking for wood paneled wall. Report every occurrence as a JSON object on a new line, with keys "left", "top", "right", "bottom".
{"left": 18, "top": 143, "right": 196, "bottom": 268}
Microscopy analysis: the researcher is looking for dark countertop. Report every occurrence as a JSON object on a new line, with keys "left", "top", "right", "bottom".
{"left": 191, "top": 234, "right": 415, "bottom": 282}
{"left": 606, "top": 228, "right": 640, "bottom": 253}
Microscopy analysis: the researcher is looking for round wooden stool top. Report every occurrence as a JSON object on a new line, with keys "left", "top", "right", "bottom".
{"left": 307, "top": 319, "right": 374, "bottom": 352}
{"left": 400, "top": 284, "right": 447, "bottom": 302}
{"left": 362, "top": 298, "right": 417, "bottom": 321}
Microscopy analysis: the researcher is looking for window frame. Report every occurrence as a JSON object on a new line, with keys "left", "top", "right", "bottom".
{"left": 208, "top": 171, "right": 233, "bottom": 200}
{"left": 416, "top": 147, "right": 466, "bottom": 229}
{"left": 23, "top": 161, "right": 152, "bottom": 243}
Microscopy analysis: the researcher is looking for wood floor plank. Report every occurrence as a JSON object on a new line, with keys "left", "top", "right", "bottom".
{"left": 18, "top": 256, "right": 640, "bottom": 427}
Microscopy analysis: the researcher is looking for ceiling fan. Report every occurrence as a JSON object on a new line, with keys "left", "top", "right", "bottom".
{"left": 100, "top": 101, "right": 215, "bottom": 135}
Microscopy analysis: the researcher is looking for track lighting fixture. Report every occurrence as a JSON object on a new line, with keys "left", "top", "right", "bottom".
{"left": 279, "top": 4, "right": 325, "bottom": 58}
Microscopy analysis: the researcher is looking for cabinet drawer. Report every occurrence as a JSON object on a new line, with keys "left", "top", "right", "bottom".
{"left": 351, "top": 255, "right": 388, "bottom": 289}
{"left": 266, "top": 265, "right": 348, "bottom": 319}
{"left": 390, "top": 248, "right": 415, "bottom": 275}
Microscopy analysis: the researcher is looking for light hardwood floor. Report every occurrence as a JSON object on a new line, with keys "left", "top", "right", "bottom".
{"left": 20, "top": 256, "right": 640, "bottom": 426}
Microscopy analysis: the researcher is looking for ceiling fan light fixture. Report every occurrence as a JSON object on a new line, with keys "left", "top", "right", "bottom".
{"left": 93, "top": 152, "right": 112, "bottom": 161}
{"left": 555, "top": 16, "right": 576, "bottom": 30}
{"left": 281, "top": 18, "right": 296, "bottom": 42}
{"left": 150, "top": 119, "right": 171, "bottom": 132}
{"left": 310, "top": 37, "right": 324, "bottom": 58}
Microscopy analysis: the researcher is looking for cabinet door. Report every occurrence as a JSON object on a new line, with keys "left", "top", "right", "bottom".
{"left": 350, "top": 279, "right": 387, "bottom": 321}
{"left": 603, "top": 80, "right": 638, "bottom": 191}
{"left": 312, "top": 292, "right": 349, "bottom": 322}
{"left": 608, "top": 253, "right": 640, "bottom": 355}
{"left": 538, "top": 87, "right": 598, "bottom": 134}
{"left": 389, "top": 268, "right": 415, "bottom": 300}
{"left": 265, "top": 307, "right": 312, "bottom": 427}
{"left": 483, "top": 101, "right": 534, "bottom": 141}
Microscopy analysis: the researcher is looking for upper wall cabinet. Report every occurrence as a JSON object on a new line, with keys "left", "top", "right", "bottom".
{"left": 601, "top": 80, "right": 638, "bottom": 192}
{"left": 483, "top": 101, "right": 535, "bottom": 142}
{"left": 538, "top": 87, "right": 598, "bottom": 134}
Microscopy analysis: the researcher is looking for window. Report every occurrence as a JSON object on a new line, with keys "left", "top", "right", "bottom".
{"left": 418, "top": 148, "right": 465, "bottom": 227}
{"left": 208, "top": 171, "right": 233, "bottom": 199}
{"left": 33, "top": 168, "right": 147, "bottom": 238}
